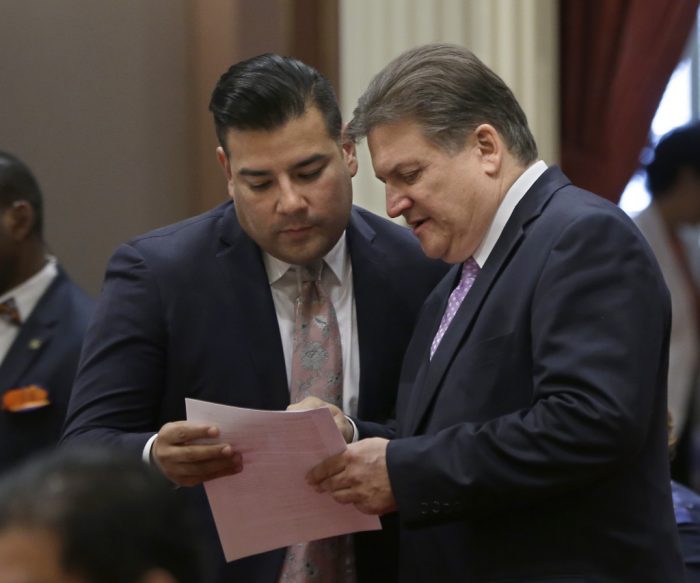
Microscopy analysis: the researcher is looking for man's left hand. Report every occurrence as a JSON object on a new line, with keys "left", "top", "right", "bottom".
{"left": 307, "top": 437, "right": 397, "bottom": 515}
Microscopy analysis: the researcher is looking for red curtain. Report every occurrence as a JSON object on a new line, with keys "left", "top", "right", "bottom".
{"left": 560, "top": 0, "right": 698, "bottom": 203}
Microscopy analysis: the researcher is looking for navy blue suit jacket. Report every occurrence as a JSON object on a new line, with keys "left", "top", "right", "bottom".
{"left": 0, "top": 268, "right": 93, "bottom": 472}
{"left": 62, "top": 202, "right": 448, "bottom": 583}
{"left": 367, "top": 167, "right": 684, "bottom": 582}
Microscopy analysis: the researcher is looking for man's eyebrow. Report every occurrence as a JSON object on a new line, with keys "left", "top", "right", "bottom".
{"left": 238, "top": 168, "right": 270, "bottom": 178}
{"left": 375, "top": 161, "right": 415, "bottom": 182}
{"left": 290, "top": 153, "right": 328, "bottom": 170}
{"left": 237, "top": 154, "right": 328, "bottom": 178}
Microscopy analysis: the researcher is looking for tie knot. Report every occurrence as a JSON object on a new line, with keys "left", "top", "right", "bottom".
{"left": 0, "top": 297, "right": 21, "bottom": 326}
{"left": 298, "top": 261, "right": 323, "bottom": 283}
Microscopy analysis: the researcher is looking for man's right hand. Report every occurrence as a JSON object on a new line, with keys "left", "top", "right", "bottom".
{"left": 151, "top": 421, "right": 242, "bottom": 487}
{"left": 287, "top": 396, "right": 354, "bottom": 443}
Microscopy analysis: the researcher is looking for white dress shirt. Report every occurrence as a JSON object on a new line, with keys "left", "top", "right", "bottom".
{"left": 0, "top": 256, "right": 58, "bottom": 365}
{"left": 264, "top": 231, "right": 360, "bottom": 417}
{"left": 144, "top": 232, "right": 362, "bottom": 460}
{"left": 634, "top": 203, "right": 700, "bottom": 437}
{"left": 473, "top": 160, "right": 548, "bottom": 267}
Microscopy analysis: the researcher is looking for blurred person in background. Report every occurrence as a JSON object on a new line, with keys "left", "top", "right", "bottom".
{"left": 0, "top": 151, "right": 93, "bottom": 473}
{"left": 670, "top": 411, "right": 700, "bottom": 582}
{"left": 0, "top": 446, "right": 207, "bottom": 583}
{"left": 634, "top": 122, "right": 700, "bottom": 487}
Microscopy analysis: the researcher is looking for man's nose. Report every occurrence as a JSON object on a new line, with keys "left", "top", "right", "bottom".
{"left": 277, "top": 177, "right": 307, "bottom": 213}
{"left": 386, "top": 184, "right": 411, "bottom": 219}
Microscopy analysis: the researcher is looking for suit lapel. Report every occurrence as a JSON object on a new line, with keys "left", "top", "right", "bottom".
{"left": 398, "top": 267, "right": 459, "bottom": 434}
{"left": 214, "top": 204, "right": 289, "bottom": 405}
{"left": 346, "top": 210, "right": 390, "bottom": 410}
{"left": 404, "top": 167, "right": 570, "bottom": 435}
{"left": 0, "top": 272, "right": 66, "bottom": 390}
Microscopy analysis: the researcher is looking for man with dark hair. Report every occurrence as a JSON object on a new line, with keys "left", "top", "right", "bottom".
{"left": 0, "top": 151, "right": 93, "bottom": 472}
{"left": 308, "top": 43, "right": 684, "bottom": 581}
{"left": 634, "top": 122, "right": 700, "bottom": 486}
{"left": 0, "top": 446, "right": 206, "bottom": 583}
{"left": 62, "top": 53, "right": 447, "bottom": 582}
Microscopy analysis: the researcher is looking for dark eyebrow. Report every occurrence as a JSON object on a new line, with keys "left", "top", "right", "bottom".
{"left": 238, "top": 154, "right": 328, "bottom": 178}
{"left": 291, "top": 153, "right": 328, "bottom": 170}
{"left": 238, "top": 168, "right": 270, "bottom": 178}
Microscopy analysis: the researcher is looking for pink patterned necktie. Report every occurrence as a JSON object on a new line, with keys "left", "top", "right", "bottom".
{"left": 430, "top": 257, "right": 480, "bottom": 359}
{"left": 289, "top": 262, "right": 343, "bottom": 405}
{"left": 0, "top": 297, "right": 21, "bottom": 327}
{"left": 279, "top": 262, "right": 356, "bottom": 583}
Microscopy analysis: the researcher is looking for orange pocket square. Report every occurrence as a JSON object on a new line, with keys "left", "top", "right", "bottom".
{"left": 2, "top": 385, "right": 50, "bottom": 412}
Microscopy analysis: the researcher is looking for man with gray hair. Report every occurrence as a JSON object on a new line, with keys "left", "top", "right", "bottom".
{"left": 307, "top": 43, "right": 684, "bottom": 581}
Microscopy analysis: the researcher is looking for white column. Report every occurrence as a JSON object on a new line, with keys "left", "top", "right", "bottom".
{"left": 340, "top": 0, "right": 559, "bottom": 216}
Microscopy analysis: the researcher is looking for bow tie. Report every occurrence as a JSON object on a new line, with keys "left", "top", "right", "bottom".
{"left": 0, "top": 297, "right": 21, "bottom": 326}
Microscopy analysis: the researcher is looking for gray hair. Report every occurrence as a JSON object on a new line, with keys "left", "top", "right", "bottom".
{"left": 346, "top": 43, "right": 538, "bottom": 164}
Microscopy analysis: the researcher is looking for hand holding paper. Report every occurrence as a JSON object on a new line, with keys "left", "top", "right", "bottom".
{"left": 308, "top": 437, "right": 397, "bottom": 515}
{"left": 287, "top": 395, "right": 354, "bottom": 443}
{"left": 185, "top": 398, "right": 380, "bottom": 562}
{"left": 152, "top": 420, "right": 242, "bottom": 487}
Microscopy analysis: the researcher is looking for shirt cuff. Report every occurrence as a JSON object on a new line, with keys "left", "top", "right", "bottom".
{"left": 346, "top": 415, "right": 359, "bottom": 443}
{"left": 142, "top": 433, "right": 158, "bottom": 463}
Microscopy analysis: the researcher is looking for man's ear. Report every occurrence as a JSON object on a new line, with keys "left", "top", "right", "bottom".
{"left": 216, "top": 147, "right": 232, "bottom": 181}
{"left": 473, "top": 124, "right": 503, "bottom": 175}
{"left": 216, "top": 147, "right": 236, "bottom": 200}
{"left": 341, "top": 124, "right": 358, "bottom": 177}
{"left": 3, "top": 201, "right": 35, "bottom": 242}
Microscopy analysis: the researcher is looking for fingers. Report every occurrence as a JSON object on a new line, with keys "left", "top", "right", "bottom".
{"left": 152, "top": 421, "right": 242, "bottom": 487}
{"left": 286, "top": 398, "right": 352, "bottom": 442}
{"left": 306, "top": 438, "right": 396, "bottom": 515}
{"left": 287, "top": 396, "right": 338, "bottom": 413}
{"left": 307, "top": 451, "right": 346, "bottom": 486}
{"left": 157, "top": 420, "right": 220, "bottom": 445}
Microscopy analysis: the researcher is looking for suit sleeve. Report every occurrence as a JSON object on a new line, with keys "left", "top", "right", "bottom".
{"left": 61, "top": 243, "right": 167, "bottom": 455}
{"left": 386, "top": 211, "right": 671, "bottom": 525}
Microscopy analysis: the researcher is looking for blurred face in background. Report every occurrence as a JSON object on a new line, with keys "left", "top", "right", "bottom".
{"left": 0, "top": 527, "right": 81, "bottom": 583}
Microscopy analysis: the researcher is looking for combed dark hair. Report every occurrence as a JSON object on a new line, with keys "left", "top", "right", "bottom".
{"left": 0, "top": 446, "right": 206, "bottom": 583}
{"left": 0, "top": 151, "right": 44, "bottom": 236}
{"left": 646, "top": 122, "right": 700, "bottom": 198}
{"left": 209, "top": 53, "right": 342, "bottom": 152}
{"left": 347, "top": 43, "right": 538, "bottom": 164}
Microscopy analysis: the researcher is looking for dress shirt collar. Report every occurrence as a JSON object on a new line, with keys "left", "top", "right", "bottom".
{"left": 473, "top": 160, "right": 548, "bottom": 267}
{"left": 263, "top": 231, "right": 349, "bottom": 287}
{"left": 0, "top": 255, "right": 58, "bottom": 324}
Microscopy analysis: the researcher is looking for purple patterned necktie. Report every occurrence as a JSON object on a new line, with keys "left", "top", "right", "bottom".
{"left": 0, "top": 297, "right": 21, "bottom": 327}
{"left": 430, "top": 257, "right": 480, "bottom": 359}
{"left": 280, "top": 262, "right": 356, "bottom": 583}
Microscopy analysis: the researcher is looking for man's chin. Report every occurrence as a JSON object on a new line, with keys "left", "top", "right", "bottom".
{"left": 271, "top": 244, "right": 332, "bottom": 266}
